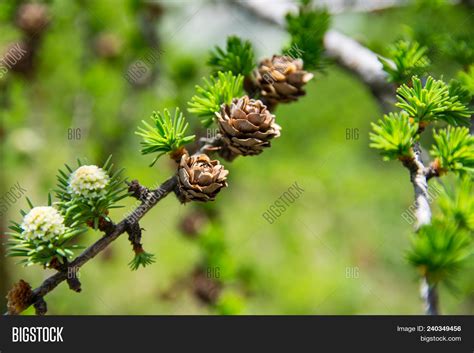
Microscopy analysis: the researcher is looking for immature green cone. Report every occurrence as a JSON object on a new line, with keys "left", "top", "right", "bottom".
{"left": 216, "top": 96, "right": 281, "bottom": 161}
{"left": 6, "top": 279, "right": 33, "bottom": 315}
{"left": 177, "top": 154, "right": 228, "bottom": 203}
{"left": 255, "top": 55, "right": 313, "bottom": 106}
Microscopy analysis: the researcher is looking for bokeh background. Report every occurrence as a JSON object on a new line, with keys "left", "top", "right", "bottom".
{"left": 1, "top": 0, "right": 473, "bottom": 314}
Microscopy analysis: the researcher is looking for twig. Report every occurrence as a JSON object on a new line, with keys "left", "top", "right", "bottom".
{"left": 421, "top": 277, "right": 439, "bottom": 315}
{"left": 401, "top": 142, "right": 440, "bottom": 315}
{"left": 5, "top": 176, "right": 178, "bottom": 315}
{"left": 402, "top": 143, "right": 432, "bottom": 229}
{"left": 323, "top": 30, "right": 396, "bottom": 112}
{"left": 5, "top": 133, "right": 225, "bottom": 315}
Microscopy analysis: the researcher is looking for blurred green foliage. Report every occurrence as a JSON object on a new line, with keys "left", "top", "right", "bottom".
{"left": 431, "top": 126, "right": 474, "bottom": 175}
{"left": 378, "top": 40, "right": 430, "bottom": 85}
{"left": 370, "top": 112, "right": 418, "bottom": 161}
{"left": 208, "top": 36, "right": 255, "bottom": 77}
{"left": 285, "top": 1, "right": 330, "bottom": 70}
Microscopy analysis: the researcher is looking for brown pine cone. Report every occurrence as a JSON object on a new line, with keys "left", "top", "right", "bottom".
{"left": 255, "top": 55, "right": 313, "bottom": 106}
{"left": 16, "top": 3, "right": 49, "bottom": 35}
{"left": 216, "top": 96, "right": 281, "bottom": 160}
{"left": 177, "top": 154, "right": 228, "bottom": 203}
{"left": 192, "top": 267, "right": 221, "bottom": 305}
{"left": 144, "top": 1, "right": 164, "bottom": 19}
{"left": 2, "top": 41, "right": 34, "bottom": 75}
{"left": 94, "top": 32, "right": 122, "bottom": 59}
{"left": 179, "top": 209, "right": 209, "bottom": 237}
{"left": 6, "top": 279, "right": 33, "bottom": 315}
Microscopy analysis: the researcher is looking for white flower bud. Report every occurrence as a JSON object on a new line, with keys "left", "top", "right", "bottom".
{"left": 68, "top": 165, "right": 110, "bottom": 198}
{"left": 21, "top": 206, "right": 66, "bottom": 240}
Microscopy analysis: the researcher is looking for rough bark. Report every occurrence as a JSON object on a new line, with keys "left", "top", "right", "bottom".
{"left": 402, "top": 143, "right": 440, "bottom": 315}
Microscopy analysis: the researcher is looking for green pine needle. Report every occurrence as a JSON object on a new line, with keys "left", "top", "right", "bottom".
{"left": 55, "top": 157, "right": 130, "bottom": 227}
{"left": 441, "top": 34, "right": 474, "bottom": 68}
{"left": 208, "top": 36, "right": 255, "bottom": 76}
{"left": 188, "top": 71, "right": 244, "bottom": 127}
{"left": 128, "top": 251, "right": 156, "bottom": 271}
{"left": 6, "top": 198, "right": 87, "bottom": 267}
{"left": 136, "top": 108, "right": 195, "bottom": 166}
{"left": 378, "top": 40, "right": 430, "bottom": 85}
{"left": 407, "top": 221, "right": 472, "bottom": 285}
{"left": 456, "top": 65, "right": 474, "bottom": 98}
{"left": 369, "top": 112, "right": 419, "bottom": 161}
{"left": 448, "top": 79, "right": 472, "bottom": 107}
{"left": 285, "top": 2, "right": 330, "bottom": 71}
{"left": 435, "top": 177, "right": 474, "bottom": 232}
{"left": 396, "top": 76, "right": 472, "bottom": 126}
{"left": 431, "top": 126, "right": 474, "bottom": 176}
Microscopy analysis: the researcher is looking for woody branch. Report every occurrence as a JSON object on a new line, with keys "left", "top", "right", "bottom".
{"left": 401, "top": 142, "right": 440, "bottom": 315}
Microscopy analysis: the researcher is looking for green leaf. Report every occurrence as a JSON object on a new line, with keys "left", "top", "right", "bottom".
{"left": 435, "top": 177, "right": 474, "bottom": 232}
{"left": 128, "top": 251, "right": 156, "bottom": 271}
{"left": 407, "top": 221, "right": 472, "bottom": 285}
{"left": 208, "top": 36, "right": 255, "bottom": 76}
{"left": 396, "top": 76, "right": 472, "bottom": 126}
{"left": 456, "top": 65, "right": 474, "bottom": 98}
{"left": 136, "top": 108, "right": 195, "bottom": 165}
{"left": 188, "top": 71, "right": 244, "bottom": 127}
{"left": 448, "top": 79, "right": 472, "bottom": 107}
{"left": 369, "top": 112, "right": 418, "bottom": 161}
{"left": 103, "top": 155, "right": 113, "bottom": 171}
{"left": 285, "top": 2, "right": 330, "bottom": 71}
{"left": 441, "top": 34, "right": 474, "bottom": 68}
{"left": 431, "top": 126, "right": 474, "bottom": 176}
{"left": 378, "top": 40, "right": 430, "bottom": 85}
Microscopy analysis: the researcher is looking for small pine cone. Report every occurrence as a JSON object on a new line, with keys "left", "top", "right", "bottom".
{"left": 3, "top": 41, "right": 35, "bottom": 75}
{"left": 255, "top": 55, "right": 313, "bottom": 106}
{"left": 94, "top": 32, "right": 122, "bottom": 59}
{"left": 144, "top": 1, "right": 164, "bottom": 19}
{"left": 216, "top": 96, "right": 281, "bottom": 161}
{"left": 179, "top": 210, "right": 209, "bottom": 237}
{"left": 177, "top": 154, "right": 228, "bottom": 203}
{"left": 192, "top": 268, "right": 221, "bottom": 305}
{"left": 6, "top": 279, "right": 33, "bottom": 315}
{"left": 16, "top": 3, "right": 49, "bottom": 35}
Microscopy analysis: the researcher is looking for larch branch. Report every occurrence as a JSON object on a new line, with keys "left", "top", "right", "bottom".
{"left": 232, "top": 0, "right": 396, "bottom": 111}
{"left": 5, "top": 176, "right": 178, "bottom": 315}
{"left": 402, "top": 142, "right": 440, "bottom": 315}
